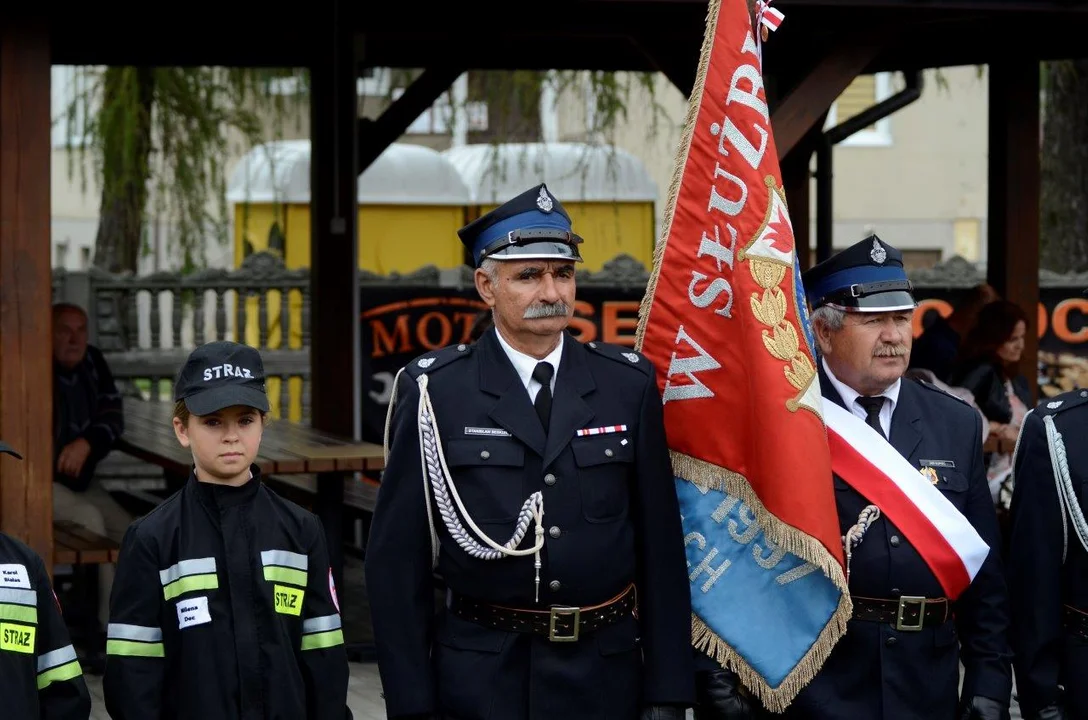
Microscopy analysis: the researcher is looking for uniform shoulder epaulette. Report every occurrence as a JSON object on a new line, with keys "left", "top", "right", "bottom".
{"left": 584, "top": 340, "right": 652, "bottom": 377}
{"left": 914, "top": 378, "right": 973, "bottom": 409}
{"left": 1035, "top": 388, "right": 1088, "bottom": 418}
{"left": 403, "top": 342, "right": 474, "bottom": 378}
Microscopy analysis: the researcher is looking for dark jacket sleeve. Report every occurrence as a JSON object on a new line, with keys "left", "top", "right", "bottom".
{"left": 633, "top": 366, "right": 696, "bottom": 706}
{"left": 33, "top": 553, "right": 92, "bottom": 720}
{"left": 954, "top": 409, "right": 1013, "bottom": 705}
{"left": 1006, "top": 410, "right": 1066, "bottom": 716}
{"left": 957, "top": 362, "right": 1013, "bottom": 425}
{"left": 81, "top": 345, "right": 124, "bottom": 456}
{"left": 104, "top": 524, "right": 167, "bottom": 719}
{"left": 298, "top": 514, "right": 352, "bottom": 719}
{"left": 364, "top": 371, "right": 437, "bottom": 717}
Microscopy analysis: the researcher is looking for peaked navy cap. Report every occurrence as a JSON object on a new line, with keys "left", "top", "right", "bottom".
{"left": 802, "top": 234, "right": 916, "bottom": 312}
{"left": 458, "top": 183, "right": 584, "bottom": 268}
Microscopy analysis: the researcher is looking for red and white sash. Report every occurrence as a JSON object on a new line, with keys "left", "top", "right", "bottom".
{"left": 823, "top": 400, "right": 990, "bottom": 600}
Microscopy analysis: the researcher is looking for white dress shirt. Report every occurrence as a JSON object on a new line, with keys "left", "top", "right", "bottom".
{"left": 822, "top": 357, "right": 901, "bottom": 438}
{"left": 494, "top": 329, "right": 563, "bottom": 403}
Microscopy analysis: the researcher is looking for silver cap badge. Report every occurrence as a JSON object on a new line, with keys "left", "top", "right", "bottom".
{"left": 536, "top": 187, "right": 554, "bottom": 213}
{"left": 870, "top": 238, "right": 887, "bottom": 265}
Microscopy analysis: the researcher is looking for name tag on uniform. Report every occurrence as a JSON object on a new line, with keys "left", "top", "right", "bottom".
{"left": 0, "top": 564, "right": 30, "bottom": 589}
{"left": 0, "top": 622, "right": 35, "bottom": 653}
{"left": 919, "top": 459, "right": 955, "bottom": 469}
{"left": 274, "top": 584, "right": 304, "bottom": 616}
{"left": 176, "top": 596, "right": 212, "bottom": 630}
{"left": 464, "top": 427, "right": 511, "bottom": 438}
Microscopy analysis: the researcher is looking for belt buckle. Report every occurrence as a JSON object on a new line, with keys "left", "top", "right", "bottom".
{"left": 548, "top": 606, "right": 581, "bottom": 642}
{"left": 895, "top": 596, "right": 926, "bottom": 632}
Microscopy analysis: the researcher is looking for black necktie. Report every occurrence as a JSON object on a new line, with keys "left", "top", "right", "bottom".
{"left": 856, "top": 396, "right": 887, "bottom": 440}
{"left": 532, "top": 362, "right": 554, "bottom": 431}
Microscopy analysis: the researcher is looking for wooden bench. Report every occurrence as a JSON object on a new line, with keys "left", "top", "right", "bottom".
{"left": 265, "top": 473, "right": 379, "bottom": 515}
{"left": 53, "top": 520, "right": 120, "bottom": 566}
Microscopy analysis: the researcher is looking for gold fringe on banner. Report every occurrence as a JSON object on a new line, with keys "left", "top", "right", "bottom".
{"left": 673, "top": 450, "right": 853, "bottom": 712}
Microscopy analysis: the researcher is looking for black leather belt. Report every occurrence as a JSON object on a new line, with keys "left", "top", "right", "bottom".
{"left": 447, "top": 584, "right": 637, "bottom": 642}
{"left": 1063, "top": 605, "right": 1088, "bottom": 641}
{"left": 851, "top": 595, "right": 950, "bottom": 631}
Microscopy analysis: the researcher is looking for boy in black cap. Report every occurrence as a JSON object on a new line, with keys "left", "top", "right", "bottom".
{"left": 0, "top": 440, "right": 92, "bottom": 719}
{"left": 103, "top": 341, "right": 352, "bottom": 719}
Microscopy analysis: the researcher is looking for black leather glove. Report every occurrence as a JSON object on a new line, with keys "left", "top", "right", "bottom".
{"left": 694, "top": 668, "right": 760, "bottom": 720}
{"left": 1034, "top": 704, "right": 1068, "bottom": 720}
{"left": 959, "top": 696, "right": 1010, "bottom": 720}
{"left": 640, "top": 706, "right": 686, "bottom": 720}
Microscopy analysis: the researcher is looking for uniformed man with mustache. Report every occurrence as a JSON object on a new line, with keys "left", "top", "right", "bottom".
{"left": 366, "top": 183, "right": 695, "bottom": 720}
{"left": 788, "top": 236, "right": 1010, "bottom": 720}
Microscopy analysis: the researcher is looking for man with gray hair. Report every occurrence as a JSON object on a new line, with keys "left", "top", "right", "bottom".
{"left": 367, "top": 183, "right": 694, "bottom": 720}
{"left": 782, "top": 236, "right": 1012, "bottom": 720}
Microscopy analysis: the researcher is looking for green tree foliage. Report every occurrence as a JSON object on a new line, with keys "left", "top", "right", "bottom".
{"left": 66, "top": 66, "right": 664, "bottom": 275}
{"left": 65, "top": 67, "right": 307, "bottom": 273}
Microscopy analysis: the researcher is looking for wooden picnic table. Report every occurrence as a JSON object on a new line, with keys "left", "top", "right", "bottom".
{"left": 115, "top": 397, "right": 385, "bottom": 601}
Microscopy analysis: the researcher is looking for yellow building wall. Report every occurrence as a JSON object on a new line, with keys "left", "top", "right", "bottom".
{"left": 231, "top": 202, "right": 467, "bottom": 420}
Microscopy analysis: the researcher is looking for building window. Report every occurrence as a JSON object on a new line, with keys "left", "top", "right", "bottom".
{"left": 824, "top": 73, "right": 894, "bottom": 148}
{"left": 901, "top": 249, "right": 942, "bottom": 271}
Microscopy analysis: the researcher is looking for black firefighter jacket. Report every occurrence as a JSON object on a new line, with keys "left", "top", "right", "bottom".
{"left": 0, "top": 531, "right": 91, "bottom": 719}
{"left": 103, "top": 467, "right": 351, "bottom": 719}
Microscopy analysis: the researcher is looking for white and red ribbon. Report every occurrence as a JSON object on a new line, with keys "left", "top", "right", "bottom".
{"left": 754, "top": 0, "right": 785, "bottom": 67}
{"left": 823, "top": 400, "right": 990, "bottom": 600}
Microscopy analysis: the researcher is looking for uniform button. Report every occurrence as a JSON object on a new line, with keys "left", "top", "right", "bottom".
{"left": 480, "top": 450, "right": 491, "bottom": 460}
{"left": 549, "top": 580, "right": 561, "bottom": 592}
{"left": 889, "top": 535, "right": 900, "bottom": 547}
{"left": 891, "top": 588, "right": 901, "bottom": 595}
{"left": 589, "top": 342, "right": 597, "bottom": 349}
{"left": 549, "top": 526, "right": 561, "bottom": 539}
{"left": 457, "top": 344, "right": 467, "bottom": 351}
{"left": 885, "top": 636, "right": 897, "bottom": 647}
{"left": 544, "top": 473, "right": 557, "bottom": 486}
{"left": 605, "top": 449, "right": 614, "bottom": 458}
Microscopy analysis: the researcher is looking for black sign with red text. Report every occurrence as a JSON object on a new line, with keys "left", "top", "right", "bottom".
{"left": 359, "top": 284, "right": 1088, "bottom": 441}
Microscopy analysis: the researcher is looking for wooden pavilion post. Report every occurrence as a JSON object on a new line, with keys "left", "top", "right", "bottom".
{"left": 309, "top": 0, "right": 360, "bottom": 591}
{"left": 987, "top": 61, "right": 1041, "bottom": 401}
{"left": 0, "top": 19, "right": 54, "bottom": 563}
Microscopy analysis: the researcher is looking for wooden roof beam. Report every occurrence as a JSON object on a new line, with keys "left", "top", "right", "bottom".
{"left": 356, "top": 66, "right": 463, "bottom": 173}
{"left": 770, "top": 42, "right": 881, "bottom": 159}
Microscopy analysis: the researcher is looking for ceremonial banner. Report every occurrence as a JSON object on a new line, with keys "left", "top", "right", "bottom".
{"left": 634, "top": 0, "right": 851, "bottom": 709}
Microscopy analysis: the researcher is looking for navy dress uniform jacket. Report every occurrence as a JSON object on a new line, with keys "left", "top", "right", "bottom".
{"left": 1006, "top": 390, "right": 1088, "bottom": 718}
{"left": 784, "top": 368, "right": 1012, "bottom": 720}
{"left": 103, "top": 467, "right": 351, "bottom": 720}
{"left": 365, "top": 328, "right": 695, "bottom": 720}
{"left": 0, "top": 532, "right": 91, "bottom": 719}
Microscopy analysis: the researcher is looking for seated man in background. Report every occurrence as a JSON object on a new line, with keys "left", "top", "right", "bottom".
{"left": 51, "top": 302, "right": 134, "bottom": 667}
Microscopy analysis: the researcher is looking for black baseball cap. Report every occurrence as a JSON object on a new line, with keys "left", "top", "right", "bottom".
{"left": 0, "top": 441, "right": 22, "bottom": 459}
{"left": 173, "top": 341, "right": 270, "bottom": 416}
